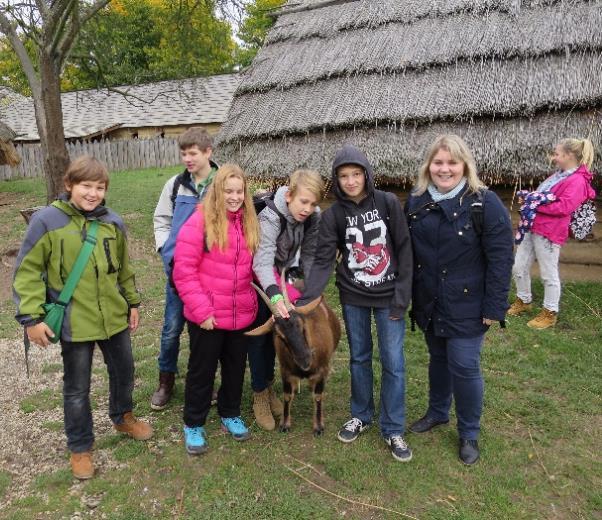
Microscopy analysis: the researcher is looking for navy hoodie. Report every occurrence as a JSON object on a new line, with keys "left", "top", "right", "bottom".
{"left": 298, "top": 145, "right": 412, "bottom": 318}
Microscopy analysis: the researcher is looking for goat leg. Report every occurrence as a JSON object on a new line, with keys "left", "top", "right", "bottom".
{"left": 279, "top": 378, "right": 295, "bottom": 433}
{"left": 312, "top": 378, "right": 325, "bottom": 436}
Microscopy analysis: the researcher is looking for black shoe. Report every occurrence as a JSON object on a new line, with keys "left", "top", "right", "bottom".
{"left": 408, "top": 415, "right": 449, "bottom": 434}
{"left": 337, "top": 418, "right": 369, "bottom": 443}
{"left": 459, "top": 439, "right": 480, "bottom": 465}
{"left": 385, "top": 435, "right": 413, "bottom": 462}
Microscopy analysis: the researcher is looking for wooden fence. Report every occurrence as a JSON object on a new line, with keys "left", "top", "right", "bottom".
{"left": 0, "top": 137, "right": 181, "bottom": 180}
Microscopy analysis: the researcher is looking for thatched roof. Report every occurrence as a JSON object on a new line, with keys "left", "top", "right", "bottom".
{"left": 217, "top": 0, "right": 602, "bottom": 183}
{"left": 0, "top": 120, "right": 20, "bottom": 166}
{"left": 1, "top": 74, "right": 240, "bottom": 142}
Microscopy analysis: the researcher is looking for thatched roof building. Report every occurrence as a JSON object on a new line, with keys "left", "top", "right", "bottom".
{"left": 217, "top": 0, "right": 602, "bottom": 184}
{"left": 0, "top": 121, "right": 20, "bottom": 166}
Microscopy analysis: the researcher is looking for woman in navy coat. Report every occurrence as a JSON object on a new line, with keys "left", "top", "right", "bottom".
{"left": 405, "top": 134, "right": 513, "bottom": 465}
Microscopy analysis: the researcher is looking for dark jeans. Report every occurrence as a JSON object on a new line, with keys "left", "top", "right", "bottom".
{"left": 61, "top": 328, "right": 134, "bottom": 453}
{"left": 424, "top": 329, "right": 485, "bottom": 440}
{"left": 342, "top": 304, "right": 407, "bottom": 438}
{"left": 157, "top": 281, "right": 186, "bottom": 373}
{"left": 184, "top": 322, "right": 248, "bottom": 427}
{"left": 246, "top": 298, "right": 276, "bottom": 392}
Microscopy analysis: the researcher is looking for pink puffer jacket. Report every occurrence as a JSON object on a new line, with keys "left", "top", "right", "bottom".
{"left": 173, "top": 206, "right": 257, "bottom": 330}
{"left": 532, "top": 165, "right": 596, "bottom": 245}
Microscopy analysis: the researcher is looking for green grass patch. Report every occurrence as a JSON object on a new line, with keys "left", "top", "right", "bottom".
{"left": 19, "top": 388, "right": 62, "bottom": 413}
{"left": 0, "top": 470, "right": 12, "bottom": 500}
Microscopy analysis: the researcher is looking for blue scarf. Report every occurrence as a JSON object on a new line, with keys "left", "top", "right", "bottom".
{"left": 427, "top": 178, "right": 467, "bottom": 202}
{"left": 537, "top": 167, "right": 576, "bottom": 192}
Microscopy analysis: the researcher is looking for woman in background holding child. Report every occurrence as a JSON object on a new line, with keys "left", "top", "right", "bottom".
{"left": 508, "top": 138, "right": 596, "bottom": 329}
{"left": 173, "top": 164, "right": 259, "bottom": 455}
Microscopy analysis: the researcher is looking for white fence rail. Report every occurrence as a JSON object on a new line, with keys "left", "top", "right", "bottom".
{"left": 0, "top": 137, "right": 181, "bottom": 180}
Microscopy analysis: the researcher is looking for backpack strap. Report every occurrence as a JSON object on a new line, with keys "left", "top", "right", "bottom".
{"left": 170, "top": 173, "right": 185, "bottom": 211}
{"left": 56, "top": 220, "right": 99, "bottom": 305}
{"left": 469, "top": 191, "right": 485, "bottom": 236}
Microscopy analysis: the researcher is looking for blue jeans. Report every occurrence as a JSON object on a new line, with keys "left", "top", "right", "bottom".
{"left": 247, "top": 298, "right": 275, "bottom": 392}
{"left": 342, "top": 304, "right": 407, "bottom": 438}
{"left": 61, "top": 328, "right": 134, "bottom": 453}
{"left": 424, "top": 329, "right": 485, "bottom": 440}
{"left": 157, "top": 281, "right": 186, "bottom": 373}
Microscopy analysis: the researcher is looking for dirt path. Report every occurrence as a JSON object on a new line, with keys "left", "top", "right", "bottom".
{"left": 0, "top": 337, "right": 123, "bottom": 512}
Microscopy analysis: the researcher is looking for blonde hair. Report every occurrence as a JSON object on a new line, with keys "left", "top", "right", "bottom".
{"left": 203, "top": 164, "right": 259, "bottom": 253}
{"left": 288, "top": 169, "right": 325, "bottom": 202}
{"left": 413, "top": 134, "right": 486, "bottom": 196}
{"left": 559, "top": 138, "right": 595, "bottom": 169}
{"left": 63, "top": 155, "right": 110, "bottom": 190}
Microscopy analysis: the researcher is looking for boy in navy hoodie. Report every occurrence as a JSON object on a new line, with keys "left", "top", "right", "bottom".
{"left": 297, "top": 145, "right": 413, "bottom": 462}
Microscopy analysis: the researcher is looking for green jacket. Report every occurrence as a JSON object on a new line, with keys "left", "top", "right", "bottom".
{"left": 13, "top": 198, "right": 140, "bottom": 342}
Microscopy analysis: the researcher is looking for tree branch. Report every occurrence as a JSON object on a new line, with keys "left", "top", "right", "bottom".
{"left": 0, "top": 11, "right": 41, "bottom": 96}
{"left": 80, "top": 0, "right": 111, "bottom": 25}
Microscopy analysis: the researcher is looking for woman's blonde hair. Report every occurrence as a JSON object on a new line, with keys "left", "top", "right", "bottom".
{"left": 559, "top": 138, "right": 595, "bottom": 169}
{"left": 413, "top": 134, "right": 486, "bottom": 196}
{"left": 288, "top": 169, "right": 325, "bottom": 202}
{"left": 203, "top": 164, "right": 260, "bottom": 253}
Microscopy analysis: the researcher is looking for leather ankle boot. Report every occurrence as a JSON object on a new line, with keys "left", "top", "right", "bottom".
{"left": 151, "top": 371, "right": 175, "bottom": 410}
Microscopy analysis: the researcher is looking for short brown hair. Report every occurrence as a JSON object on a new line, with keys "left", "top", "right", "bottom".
{"left": 177, "top": 128, "right": 213, "bottom": 151}
{"left": 63, "top": 156, "right": 110, "bottom": 189}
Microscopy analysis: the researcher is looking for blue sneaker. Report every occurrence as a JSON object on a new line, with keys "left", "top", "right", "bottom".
{"left": 183, "top": 426, "right": 208, "bottom": 455}
{"left": 220, "top": 416, "right": 251, "bottom": 441}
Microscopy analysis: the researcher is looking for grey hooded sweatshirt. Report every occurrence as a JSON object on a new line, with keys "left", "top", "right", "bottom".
{"left": 253, "top": 186, "right": 320, "bottom": 298}
{"left": 297, "top": 145, "right": 412, "bottom": 318}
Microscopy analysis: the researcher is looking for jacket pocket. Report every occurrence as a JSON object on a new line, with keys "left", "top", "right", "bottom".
{"left": 443, "top": 277, "right": 484, "bottom": 319}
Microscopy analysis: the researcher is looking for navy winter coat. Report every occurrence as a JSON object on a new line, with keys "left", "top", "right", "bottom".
{"left": 406, "top": 188, "right": 513, "bottom": 338}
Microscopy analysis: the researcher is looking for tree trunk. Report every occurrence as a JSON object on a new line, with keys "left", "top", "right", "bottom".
{"left": 36, "top": 52, "right": 70, "bottom": 203}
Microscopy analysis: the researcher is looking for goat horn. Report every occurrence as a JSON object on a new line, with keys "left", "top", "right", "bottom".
{"left": 280, "top": 269, "right": 294, "bottom": 311}
{"left": 295, "top": 296, "right": 322, "bottom": 315}
{"left": 251, "top": 282, "right": 282, "bottom": 318}
{"left": 244, "top": 319, "right": 274, "bottom": 336}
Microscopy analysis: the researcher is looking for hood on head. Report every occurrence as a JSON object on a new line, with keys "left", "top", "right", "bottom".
{"left": 331, "top": 144, "right": 375, "bottom": 201}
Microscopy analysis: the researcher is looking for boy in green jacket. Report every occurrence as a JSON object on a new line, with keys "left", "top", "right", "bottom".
{"left": 13, "top": 156, "right": 152, "bottom": 480}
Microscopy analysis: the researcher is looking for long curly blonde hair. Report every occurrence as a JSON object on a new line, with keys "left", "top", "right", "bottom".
{"left": 202, "top": 164, "right": 259, "bottom": 253}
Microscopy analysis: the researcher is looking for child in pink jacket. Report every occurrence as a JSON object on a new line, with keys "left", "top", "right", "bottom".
{"left": 173, "top": 164, "right": 260, "bottom": 455}
{"left": 508, "top": 138, "right": 596, "bottom": 329}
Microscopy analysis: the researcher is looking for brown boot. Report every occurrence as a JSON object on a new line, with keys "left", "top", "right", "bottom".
{"left": 70, "top": 451, "right": 94, "bottom": 480}
{"left": 253, "top": 389, "right": 275, "bottom": 431}
{"left": 267, "top": 383, "right": 284, "bottom": 417}
{"left": 114, "top": 412, "right": 153, "bottom": 440}
{"left": 527, "top": 308, "right": 557, "bottom": 330}
{"left": 507, "top": 298, "right": 532, "bottom": 316}
{"left": 150, "top": 372, "right": 175, "bottom": 410}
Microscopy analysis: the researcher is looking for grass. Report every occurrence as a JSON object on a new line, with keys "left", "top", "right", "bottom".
{"left": 1, "top": 168, "right": 601, "bottom": 519}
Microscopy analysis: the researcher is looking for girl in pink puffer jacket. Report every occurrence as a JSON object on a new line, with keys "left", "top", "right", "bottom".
{"left": 173, "top": 164, "right": 260, "bottom": 455}
{"left": 509, "top": 138, "right": 596, "bottom": 330}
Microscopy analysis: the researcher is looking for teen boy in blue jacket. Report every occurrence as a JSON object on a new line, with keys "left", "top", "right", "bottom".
{"left": 151, "top": 128, "right": 218, "bottom": 409}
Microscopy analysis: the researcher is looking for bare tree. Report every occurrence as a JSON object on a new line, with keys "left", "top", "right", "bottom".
{"left": 0, "top": 0, "right": 111, "bottom": 201}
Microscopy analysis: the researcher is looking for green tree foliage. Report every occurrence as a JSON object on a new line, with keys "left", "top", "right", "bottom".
{"left": 68, "top": 0, "right": 237, "bottom": 90}
{"left": 236, "top": 0, "right": 285, "bottom": 68}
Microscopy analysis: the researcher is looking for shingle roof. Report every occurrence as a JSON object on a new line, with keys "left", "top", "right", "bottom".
{"left": 0, "top": 74, "right": 240, "bottom": 141}
{"left": 217, "top": 0, "right": 602, "bottom": 182}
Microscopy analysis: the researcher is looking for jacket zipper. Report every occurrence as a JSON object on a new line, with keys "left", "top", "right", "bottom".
{"left": 232, "top": 218, "right": 241, "bottom": 328}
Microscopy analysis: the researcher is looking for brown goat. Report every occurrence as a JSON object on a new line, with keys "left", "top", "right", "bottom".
{"left": 246, "top": 272, "right": 340, "bottom": 435}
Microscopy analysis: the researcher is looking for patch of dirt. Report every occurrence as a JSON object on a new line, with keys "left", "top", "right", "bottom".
{"left": 0, "top": 338, "right": 129, "bottom": 512}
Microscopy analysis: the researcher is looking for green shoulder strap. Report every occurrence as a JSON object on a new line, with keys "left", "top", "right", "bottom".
{"left": 56, "top": 220, "right": 99, "bottom": 305}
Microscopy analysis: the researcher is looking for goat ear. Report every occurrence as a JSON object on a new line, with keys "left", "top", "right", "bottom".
{"left": 295, "top": 296, "right": 322, "bottom": 315}
{"left": 244, "top": 319, "right": 274, "bottom": 336}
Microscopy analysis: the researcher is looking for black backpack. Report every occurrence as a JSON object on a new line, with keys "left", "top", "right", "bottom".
{"left": 253, "top": 191, "right": 313, "bottom": 237}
